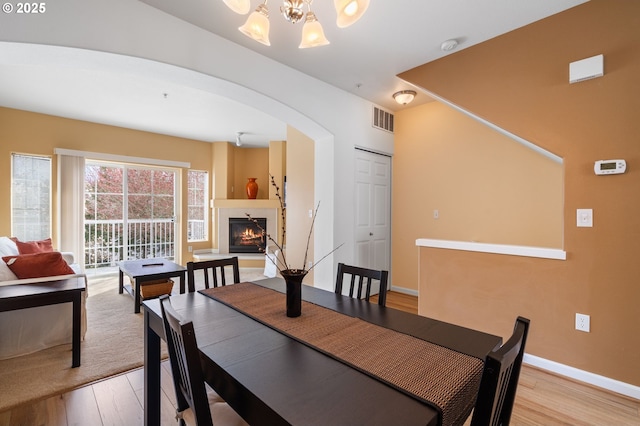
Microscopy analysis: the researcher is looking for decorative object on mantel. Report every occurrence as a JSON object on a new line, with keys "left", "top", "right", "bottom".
{"left": 246, "top": 174, "right": 343, "bottom": 317}
{"left": 246, "top": 177, "right": 258, "bottom": 199}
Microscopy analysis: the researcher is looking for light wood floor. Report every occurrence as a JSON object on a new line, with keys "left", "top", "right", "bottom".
{"left": 1, "top": 291, "right": 638, "bottom": 426}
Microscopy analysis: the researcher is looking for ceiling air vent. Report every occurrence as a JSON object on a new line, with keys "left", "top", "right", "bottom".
{"left": 372, "top": 106, "right": 394, "bottom": 133}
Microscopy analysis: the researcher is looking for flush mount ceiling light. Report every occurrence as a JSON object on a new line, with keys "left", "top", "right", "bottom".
{"left": 393, "top": 90, "right": 417, "bottom": 105}
{"left": 225, "top": 0, "right": 369, "bottom": 48}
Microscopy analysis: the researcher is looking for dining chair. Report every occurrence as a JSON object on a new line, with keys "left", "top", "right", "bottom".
{"left": 470, "top": 316, "right": 531, "bottom": 426}
{"left": 187, "top": 257, "right": 240, "bottom": 291}
{"left": 160, "top": 295, "right": 248, "bottom": 426}
{"left": 335, "top": 262, "right": 389, "bottom": 307}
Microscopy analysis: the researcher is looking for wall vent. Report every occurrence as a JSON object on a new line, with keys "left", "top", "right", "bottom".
{"left": 372, "top": 106, "right": 394, "bottom": 133}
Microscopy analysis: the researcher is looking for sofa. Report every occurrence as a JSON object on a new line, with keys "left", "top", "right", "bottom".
{"left": 0, "top": 237, "right": 88, "bottom": 360}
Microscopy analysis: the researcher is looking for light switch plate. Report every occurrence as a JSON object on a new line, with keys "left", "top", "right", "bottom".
{"left": 576, "top": 209, "right": 593, "bottom": 227}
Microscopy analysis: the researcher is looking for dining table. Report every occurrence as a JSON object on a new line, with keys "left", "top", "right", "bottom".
{"left": 142, "top": 277, "right": 502, "bottom": 426}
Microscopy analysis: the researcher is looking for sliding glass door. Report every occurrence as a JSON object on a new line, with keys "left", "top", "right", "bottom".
{"left": 84, "top": 161, "right": 177, "bottom": 272}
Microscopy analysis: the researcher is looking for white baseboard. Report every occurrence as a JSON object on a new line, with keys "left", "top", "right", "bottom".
{"left": 389, "top": 285, "right": 419, "bottom": 297}
{"left": 524, "top": 354, "right": 640, "bottom": 400}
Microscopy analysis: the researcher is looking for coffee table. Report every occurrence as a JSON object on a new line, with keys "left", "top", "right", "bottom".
{"left": 118, "top": 258, "right": 186, "bottom": 313}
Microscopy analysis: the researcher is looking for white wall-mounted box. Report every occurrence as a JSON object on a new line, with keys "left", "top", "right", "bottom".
{"left": 570, "top": 54, "right": 604, "bottom": 83}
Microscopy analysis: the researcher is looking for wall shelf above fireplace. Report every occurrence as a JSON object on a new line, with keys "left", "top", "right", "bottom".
{"left": 213, "top": 199, "right": 281, "bottom": 209}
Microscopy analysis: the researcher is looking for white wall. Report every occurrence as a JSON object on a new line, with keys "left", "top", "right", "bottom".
{"left": 0, "top": 0, "right": 394, "bottom": 287}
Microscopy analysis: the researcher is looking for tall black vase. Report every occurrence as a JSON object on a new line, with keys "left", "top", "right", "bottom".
{"left": 281, "top": 269, "right": 307, "bottom": 317}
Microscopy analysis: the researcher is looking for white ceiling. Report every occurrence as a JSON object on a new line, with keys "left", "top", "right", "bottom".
{"left": 0, "top": 0, "right": 587, "bottom": 146}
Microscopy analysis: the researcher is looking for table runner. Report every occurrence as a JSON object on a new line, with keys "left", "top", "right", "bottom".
{"left": 200, "top": 282, "right": 483, "bottom": 426}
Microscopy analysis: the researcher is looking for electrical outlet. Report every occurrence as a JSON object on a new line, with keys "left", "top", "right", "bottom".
{"left": 188, "top": 246, "right": 193, "bottom": 253}
{"left": 433, "top": 209, "right": 439, "bottom": 219}
{"left": 575, "top": 313, "right": 590, "bottom": 332}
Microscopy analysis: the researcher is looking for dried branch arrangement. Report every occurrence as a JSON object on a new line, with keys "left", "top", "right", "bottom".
{"left": 246, "top": 174, "right": 342, "bottom": 273}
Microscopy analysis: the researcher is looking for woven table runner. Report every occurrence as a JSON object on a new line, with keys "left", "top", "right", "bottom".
{"left": 200, "top": 282, "right": 483, "bottom": 426}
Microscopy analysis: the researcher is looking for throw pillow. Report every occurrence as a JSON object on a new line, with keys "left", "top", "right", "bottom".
{"left": 11, "top": 237, "right": 54, "bottom": 254}
{"left": 2, "top": 252, "right": 75, "bottom": 279}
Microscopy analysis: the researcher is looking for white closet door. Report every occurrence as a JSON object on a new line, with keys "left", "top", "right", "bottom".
{"left": 354, "top": 149, "right": 391, "bottom": 294}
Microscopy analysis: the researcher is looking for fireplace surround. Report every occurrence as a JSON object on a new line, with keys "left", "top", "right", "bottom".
{"left": 217, "top": 207, "right": 278, "bottom": 255}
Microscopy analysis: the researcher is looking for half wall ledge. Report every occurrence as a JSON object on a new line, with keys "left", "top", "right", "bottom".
{"left": 416, "top": 239, "right": 566, "bottom": 261}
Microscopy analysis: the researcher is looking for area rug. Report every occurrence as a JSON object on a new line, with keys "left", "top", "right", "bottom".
{"left": 0, "top": 276, "right": 167, "bottom": 412}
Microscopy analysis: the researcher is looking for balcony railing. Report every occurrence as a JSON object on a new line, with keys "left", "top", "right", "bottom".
{"left": 84, "top": 219, "right": 176, "bottom": 271}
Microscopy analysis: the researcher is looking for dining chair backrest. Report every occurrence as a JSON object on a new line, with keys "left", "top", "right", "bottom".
{"left": 160, "top": 295, "right": 214, "bottom": 426}
{"left": 187, "top": 257, "right": 240, "bottom": 291}
{"left": 470, "top": 316, "right": 530, "bottom": 426}
{"left": 335, "top": 262, "right": 389, "bottom": 307}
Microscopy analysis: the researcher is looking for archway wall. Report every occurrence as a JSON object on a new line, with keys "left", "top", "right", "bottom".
{"left": 0, "top": 0, "right": 394, "bottom": 286}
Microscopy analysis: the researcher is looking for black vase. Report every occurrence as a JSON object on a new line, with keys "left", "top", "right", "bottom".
{"left": 281, "top": 269, "right": 307, "bottom": 317}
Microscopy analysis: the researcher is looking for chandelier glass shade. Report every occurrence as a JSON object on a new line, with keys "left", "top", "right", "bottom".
{"left": 223, "top": 0, "right": 251, "bottom": 14}
{"left": 224, "top": 0, "right": 367, "bottom": 48}
{"left": 238, "top": 3, "right": 271, "bottom": 46}
{"left": 334, "top": 0, "right": 369, "bottom": 28}
{"left": 299, "top": 11, "right": 330, "bottom": 48}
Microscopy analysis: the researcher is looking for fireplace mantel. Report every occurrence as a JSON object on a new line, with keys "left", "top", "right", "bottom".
{"left": 213, "top": 199, "right": 281, "bottom": 209}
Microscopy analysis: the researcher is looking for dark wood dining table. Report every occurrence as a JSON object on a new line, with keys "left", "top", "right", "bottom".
{"left": 142, "top": 278, "right": 502, "bottom": 426}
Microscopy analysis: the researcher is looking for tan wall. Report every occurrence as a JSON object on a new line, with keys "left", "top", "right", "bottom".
{"left": 285, "top": 126, "right": 315, "bottom": 283}
{"left": 212, "top": 142, "right": 230, "bottom": 200}
{"left": 0, "top": 107, "right": 213, "bottom": 264}
{"left": 232, "top": 147, "right": 269, "bottom": 200}
{"left": 398, "top": 0, "right": 640, "bottom": 386}
{"left": 392, "top": 102, "right": 563, "bottom": 289}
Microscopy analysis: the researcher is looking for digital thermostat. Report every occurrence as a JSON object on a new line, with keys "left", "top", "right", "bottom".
{"left": 594, "top": 159, "right": 626, "bottom": 175}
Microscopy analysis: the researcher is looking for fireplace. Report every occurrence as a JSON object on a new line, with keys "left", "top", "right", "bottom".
{"left": 229, "top": 217, "right": 266, "bottom": 253}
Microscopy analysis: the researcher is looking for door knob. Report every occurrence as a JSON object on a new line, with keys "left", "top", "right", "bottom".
{"left": 369, "top": 232, "right": 373, "bottom": 236}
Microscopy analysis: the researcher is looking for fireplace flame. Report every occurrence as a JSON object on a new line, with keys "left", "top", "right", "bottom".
{"left": 242, "top": 228, "right": 258, "bottom": 239}
{"left": 238, "top": 226, "right": 264, "bottom": 245}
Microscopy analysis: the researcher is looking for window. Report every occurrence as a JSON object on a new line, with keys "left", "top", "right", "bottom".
{"left": 84, "top": 161, "right": 178, "bottom": 270}
{"left": 11, "top": 153, "right": 51, "bottom": 240}
{"left": 187, "top": 170, "right": 208, "bottom": 242}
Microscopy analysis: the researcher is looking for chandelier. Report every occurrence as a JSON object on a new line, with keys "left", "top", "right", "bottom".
{"left": 222, "top": 0, "right": 370, "bottom": 48}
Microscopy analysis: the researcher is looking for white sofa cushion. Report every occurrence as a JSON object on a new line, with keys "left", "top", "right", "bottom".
{"left": 0, "top": 237, "right": 19, "bottom": 257}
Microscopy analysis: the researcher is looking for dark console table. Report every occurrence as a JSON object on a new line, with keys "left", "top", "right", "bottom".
{"left": 0, "top": 276, "right": 86, "bottom": 367}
